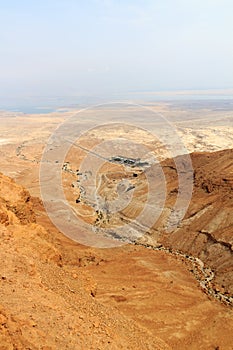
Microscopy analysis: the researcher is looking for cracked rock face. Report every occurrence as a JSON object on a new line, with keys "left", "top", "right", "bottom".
{"left": 157, "top": 149, "right": 233, "bottom": 295}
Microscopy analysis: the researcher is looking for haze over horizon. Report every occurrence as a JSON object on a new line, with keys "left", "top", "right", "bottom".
{"left": 0, "top": 0, "right": 233, "bottom": 99}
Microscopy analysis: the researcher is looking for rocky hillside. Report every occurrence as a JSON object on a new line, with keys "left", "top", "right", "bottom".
{"left": 156, "top": 149, "right": 233, "bottom": 295}
{"left": 0, "top": 172, "right": 170, "bottom": 350}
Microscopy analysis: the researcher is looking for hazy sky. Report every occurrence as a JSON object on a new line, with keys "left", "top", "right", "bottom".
{"left": 0, "top": 0, "right": 233, "bottom": 98}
